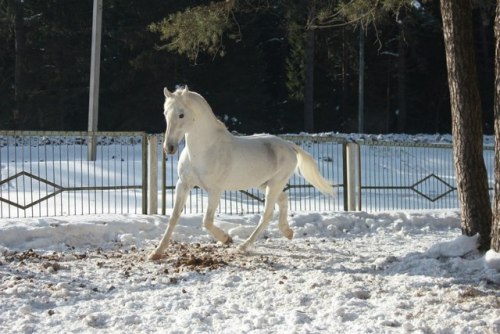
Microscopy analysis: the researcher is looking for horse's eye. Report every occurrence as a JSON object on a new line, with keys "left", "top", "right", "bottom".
{"left": 179, "top": 114, "right": 185, "bottom": 119}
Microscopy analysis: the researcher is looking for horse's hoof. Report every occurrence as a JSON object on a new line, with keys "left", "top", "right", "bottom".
{"left": 148, "top": 252, "right": 164, "bottom": 261}
{"left": 283, "top": 229, "right": 294, "bottom": 240}
{"left": 224, "top": 235, "right": 233, "bottom": 245}
{"left": 237, "top": 243, "right": 250, "bottom": 253}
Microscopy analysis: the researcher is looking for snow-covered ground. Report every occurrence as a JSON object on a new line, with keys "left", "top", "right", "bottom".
{"left": 1, "top": 210, "right": 500, "bottom": 333}
{"left": 1, "top": 132, "right": 499, "bottom": 333}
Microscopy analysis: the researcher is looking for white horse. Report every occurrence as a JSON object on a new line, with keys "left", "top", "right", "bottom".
{"left": 149, "top": 86, "right": 334, "bottom": 260}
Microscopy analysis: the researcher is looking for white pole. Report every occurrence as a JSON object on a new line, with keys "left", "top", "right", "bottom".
{"left": 346, "top": 142, "right": 358, "bottom": 211}
{"left": 87, "top": 0, "right": 102, "bottom": 161}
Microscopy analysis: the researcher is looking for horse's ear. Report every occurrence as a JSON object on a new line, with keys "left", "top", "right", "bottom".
{"left": 164, "top": 87, "right": 173, "bottom": 98}
{"left": 181, "top": 85, "right": 189, "bottom": 95}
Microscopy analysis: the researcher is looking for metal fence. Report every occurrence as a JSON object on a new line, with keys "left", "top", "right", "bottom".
{"left": 357, "top": 141, "right": 494, "bottom": 211}
{"left": 161, "top": 136, "right": 495, "bottom": 214}
{"left": 0, "top": 131, "right": 496, "bottom": 218}
{"left": 0, "top": 131, "right": 147, "bottom": 218}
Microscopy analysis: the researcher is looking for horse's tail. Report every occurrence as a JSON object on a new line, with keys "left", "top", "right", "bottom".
{"left": 294, "top": 146, "right": 335, "bottom": 196}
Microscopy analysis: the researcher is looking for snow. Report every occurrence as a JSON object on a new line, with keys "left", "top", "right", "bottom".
{"left": 426, "top": 234, "right": 479, "bottom": 258}
{"left": 1, "top": 210, "right": 500, "bottom": 333}
{"left": 299, "top": 132, "right": 494, "bottom": 146}
{"left": 485, "top": 249, "right": 500, "bottom": 272}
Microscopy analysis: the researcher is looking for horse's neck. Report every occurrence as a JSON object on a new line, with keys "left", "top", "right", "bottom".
{"left": 185, "top": 111, "right": 230, "bottom": 155}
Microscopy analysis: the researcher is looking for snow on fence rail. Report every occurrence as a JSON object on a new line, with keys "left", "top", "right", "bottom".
{"left": 0, "top": 131, "right": 495, "bottom": 218}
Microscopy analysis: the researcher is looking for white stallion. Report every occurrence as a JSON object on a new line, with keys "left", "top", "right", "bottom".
{"left": 149, "top": 86, "right": 334, "bottom": 260}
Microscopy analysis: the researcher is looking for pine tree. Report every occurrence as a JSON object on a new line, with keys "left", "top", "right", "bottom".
{"left": 440, "top": 0, "right": 492, "bottom": 250}
{"left": 492, "top": 0, "right": 500, "bottom": 252}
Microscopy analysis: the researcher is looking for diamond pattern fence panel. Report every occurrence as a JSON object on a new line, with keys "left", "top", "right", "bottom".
{"left": 0, "top": 131, "right": 147, "bottom": 218}
{"left": 358, "top": 141, "right": 494, "bottom": 211}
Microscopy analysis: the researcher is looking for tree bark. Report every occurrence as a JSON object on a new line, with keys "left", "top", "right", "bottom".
{"left": 492, "top": 0, "right": 500, "bottom": 252}
{"left": 440, "top": 0, "right": 492, "bottom": 250}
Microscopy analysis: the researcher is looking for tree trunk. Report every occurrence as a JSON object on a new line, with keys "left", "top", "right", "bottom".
{"left": 304, "top": 24, "right": 315, "bottom": 132}
{"left": 492, "top": 0, "right": 500, "bottom": 252}
{"left": 358, "top": 26, "right": 365, "bottom": 133}
{"left": 440, "top": 0, "right": 492, "bottom": 250}
{"left": 386, "top": 56, "right": 391, "bottom": 132}
{"left": 13, "top": 0, "right": 26, "bottom": 129}
{"left": 341, "top": 27, "right": 348, "bottom": 123}
{"left": 397, "top": 24, "right": 407, "bottom": 132}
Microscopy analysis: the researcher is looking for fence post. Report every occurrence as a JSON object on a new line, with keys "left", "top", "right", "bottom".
{"left": 87, "top": 0, "right": 103, "bottom": 161}
{"left": 161, "top": 145, "right": 166, "bottom": 215}
{"left": 141, "top": 135, "right": 148, "bottom": 214}
{"left": 342, "top": 143, "right": 348, "bottom": 211}
{"left": 147, "top": 135, "right": 158, "bottom": 214}
{"left": 346, "top": 142, "right": 360, "bottom": 211}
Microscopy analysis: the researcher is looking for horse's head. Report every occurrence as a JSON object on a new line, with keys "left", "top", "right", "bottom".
{"left": 162, "top": 86, "right": 196, "bottom": 155}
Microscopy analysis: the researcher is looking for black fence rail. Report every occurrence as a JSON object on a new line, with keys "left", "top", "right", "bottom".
{"left": 0, "top": 131, "right": 147, "bottom": 218}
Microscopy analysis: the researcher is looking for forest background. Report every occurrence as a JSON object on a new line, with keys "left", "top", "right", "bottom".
{"left": 0, "top": 0, "right": 496, "bottom": 135}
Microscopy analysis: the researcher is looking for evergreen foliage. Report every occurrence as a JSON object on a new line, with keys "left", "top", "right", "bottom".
{"left": 285, "top": 9, "right": 306, "bottom": 102}
{"left": 148, "top": 1, "right": 238, "bottom": 62}
{"left": 0, "top": 0, "right": 496, "bottom": 135}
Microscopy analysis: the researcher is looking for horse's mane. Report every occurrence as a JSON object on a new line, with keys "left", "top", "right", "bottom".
{"left": 174, "top": 87, "right": 227, "bottom": 131}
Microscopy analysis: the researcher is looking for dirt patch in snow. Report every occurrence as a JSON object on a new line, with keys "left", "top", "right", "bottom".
{"left": 2, "top": 241, "right": 238, "bottom": 276}
{"left": 1, "top": 241, "right": 286, "bottom": 300}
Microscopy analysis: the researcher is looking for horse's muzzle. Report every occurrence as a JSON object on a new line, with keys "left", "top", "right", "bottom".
{"left": 164, "top": 143, "right": 177, "bottom": 155}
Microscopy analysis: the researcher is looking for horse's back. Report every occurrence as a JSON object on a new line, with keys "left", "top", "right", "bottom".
{"left": 226, "top": 134, "right": 298, "bottom": 186}
{"left": 232, "top": 134, "right": 297, "bottom": 165}
{"left": 178, "top": 133, "right": 298, "bottom": 191}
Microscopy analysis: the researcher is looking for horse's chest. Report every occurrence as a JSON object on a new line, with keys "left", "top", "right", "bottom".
{"left": 178, "top": 154, "right": 228, "bottom": 190}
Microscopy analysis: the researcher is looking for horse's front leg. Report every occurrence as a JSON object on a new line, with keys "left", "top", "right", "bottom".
{"left": 203, "top": 190, "right": 232, "bottom": 244}
{"left": 149, "top": 180, "right": 191, "bottom": 261}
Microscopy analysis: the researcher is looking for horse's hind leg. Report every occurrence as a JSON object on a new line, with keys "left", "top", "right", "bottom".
{"left": 277, "top": 191, "right": 293, "bottom": 240}
{"left": 239, "top": 184, "right": 282, "bottom": 252}
{"left": 203, "top": 191, "right": 232, "bottom": 244}
{"left": 149, "top": 180, "right": 190, "bottom": 260}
